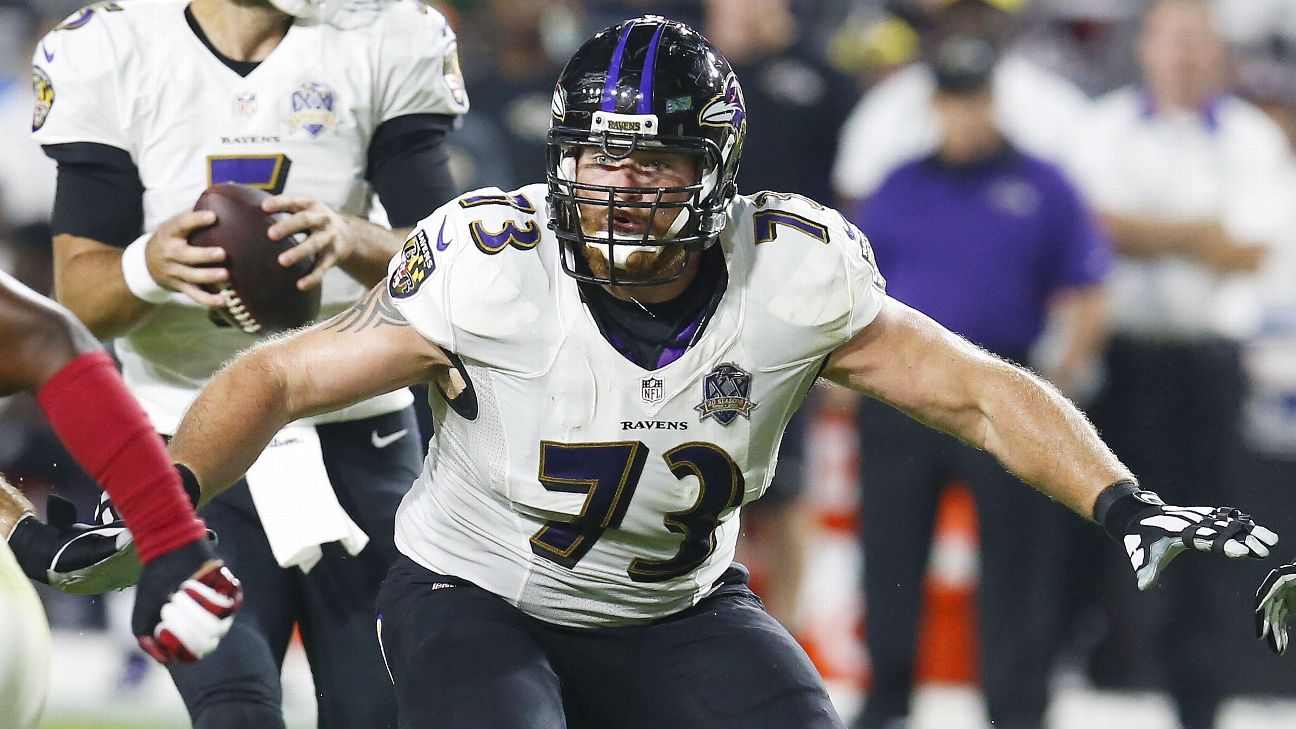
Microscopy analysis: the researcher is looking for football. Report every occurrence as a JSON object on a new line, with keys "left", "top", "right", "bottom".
{"left": 189, "top": 184, "right": 321, "bottom": 335}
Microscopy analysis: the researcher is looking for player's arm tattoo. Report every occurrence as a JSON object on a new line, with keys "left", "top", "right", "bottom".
{"left": 321, "top": 283, "right": 409, "bottom": 333}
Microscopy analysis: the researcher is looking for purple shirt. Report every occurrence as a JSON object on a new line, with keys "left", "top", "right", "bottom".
{"left": 853, "top": 147, "right": 1111, "bottom": 356}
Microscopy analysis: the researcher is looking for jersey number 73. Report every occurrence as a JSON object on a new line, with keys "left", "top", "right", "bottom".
{"left": 529, "top": 440, "right": 744, "bottom": 583}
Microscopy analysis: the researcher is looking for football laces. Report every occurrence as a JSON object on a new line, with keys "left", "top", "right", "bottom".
{"left": 217, "top": 284, "right": 262, "bottom": 334}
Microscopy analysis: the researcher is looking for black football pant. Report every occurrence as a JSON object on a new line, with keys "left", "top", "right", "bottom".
{"left": 376, "top": 557, "right": 844, "bottom": 729}
{"left": 852, "top": 398, "right": 1064, "bottom": 729}
{"left": 167, "top": 409, "right": 421, "bottom": 729}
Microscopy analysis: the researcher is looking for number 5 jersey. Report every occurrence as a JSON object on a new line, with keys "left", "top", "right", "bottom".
{"left": 389, "top": 185, "right": 887, "bottom": 626}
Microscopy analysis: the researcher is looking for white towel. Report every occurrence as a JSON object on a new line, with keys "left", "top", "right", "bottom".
{"left": 244, "top": 424, "right": 369, "bottom": 573}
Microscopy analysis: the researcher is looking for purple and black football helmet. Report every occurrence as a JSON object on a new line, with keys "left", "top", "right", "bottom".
{"left": 546, "top": 16, "right": 746, "bottom": 285}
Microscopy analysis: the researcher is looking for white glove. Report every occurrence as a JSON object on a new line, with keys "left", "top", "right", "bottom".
{"left": 133, "top": 540, "right": 243, "bottom": 664}
{"left": 1256, "top": 562, "right": 1296, "bottom": 655}
{"left": 1095, "top": 483, "right": 1278, "bottom": 591}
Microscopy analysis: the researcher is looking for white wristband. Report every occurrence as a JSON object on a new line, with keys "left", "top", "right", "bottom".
{"left": 120, "top": 231, "right": 170, "bottom": 304}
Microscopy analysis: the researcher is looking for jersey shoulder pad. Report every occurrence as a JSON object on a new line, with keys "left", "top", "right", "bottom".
{"left": 740, "top": 190, "right": 887, "bottom": 341}
{"left": 452, "top": 184, "right": 548, "bottom": 251}
{"left": 371, "top": 0, "right": 469, "bottom": 120}
{"left": 378, "top": 0, "right": 454, "bottom": 31}
{"left": 387, "top": 185, "right": 553, "bottom": 366}
{"left": 36, "top": 4, "right": 125, "bottom": 77}
{"left": 42, "top": 0, "right": 167, "bottom": 53}
{"left": 32, "top": 1, "right": 161, "bottom": 147}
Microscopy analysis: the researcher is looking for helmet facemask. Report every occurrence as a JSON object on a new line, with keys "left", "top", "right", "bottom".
{"left": 546, "top": 16, "right": 744, "bottom": 287}
{"left": 548, "top": 123, "right": 730, "bottom": 287}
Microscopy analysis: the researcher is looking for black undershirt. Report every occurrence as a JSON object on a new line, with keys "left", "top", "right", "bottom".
{"left": 45, "top": 11, "right": 458, "bottom": 245}
{"left": 184, "top": 6, "right": 260, "bottom": 77}
{"left": 579, "top": 245, "right": 728, "bottom": 370}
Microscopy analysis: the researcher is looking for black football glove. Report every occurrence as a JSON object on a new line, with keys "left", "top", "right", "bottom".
{"left": 92, "top": 486, "right": 119, "bottom": 525}
{"left": 7, "top": 494, "right": 141, "bottom": 595}
{"left": 1095, "top": 481, "right": 1278, "bottom": 591}
{"left": 93, "top": 463, "right": 203, "bottom": 525}
{"left": 132, "top": 537, "right": 243, "bottom": 664}
{"left": 1256, "top": 561, "right": 1296, "bottom": 655}
{"left": 93, "top": 465, "right": 214, "bottom": 543}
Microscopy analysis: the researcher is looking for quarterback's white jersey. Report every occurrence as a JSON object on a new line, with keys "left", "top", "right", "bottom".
{"left": 33, "top": 0, "right": 468, "bottom": 433}
{"left": 389, "top": 184, "right": 886, "bottom": 626}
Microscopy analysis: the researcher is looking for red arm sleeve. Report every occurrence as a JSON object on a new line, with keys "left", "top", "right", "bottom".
{"left": 35, "top": 351, "right": 205, "bottom": 562}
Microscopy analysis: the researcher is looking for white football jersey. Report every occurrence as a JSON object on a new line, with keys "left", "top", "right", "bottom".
{"left": 33, "top": 0, "right": 468, "bottom": 433}
{"left": 389, "top": 184, "right": 886, "bottom": 626}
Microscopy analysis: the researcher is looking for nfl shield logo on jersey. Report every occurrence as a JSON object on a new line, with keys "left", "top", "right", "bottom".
{"left": 641, "top": 377, "right": 663, "bottom": 404}
{"left": 233, "top": 92, "right": 257, "bottom": 116}
{"left": 695, "top": 363, "right": 756, "bottom": 425}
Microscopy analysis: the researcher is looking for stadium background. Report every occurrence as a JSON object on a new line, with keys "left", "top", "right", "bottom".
{"left": 2, "top": 0, "right": 1296, "bottom": 727}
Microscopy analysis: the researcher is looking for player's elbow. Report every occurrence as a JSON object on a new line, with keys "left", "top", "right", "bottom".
{"left": 211, "top": 338, "right": 297, "bottom": 424}
{"left": 0, "top": 297, "right": 98, "bottom": 394}
{"left": 240, "top": 333, "right": 332, "bottom": 423}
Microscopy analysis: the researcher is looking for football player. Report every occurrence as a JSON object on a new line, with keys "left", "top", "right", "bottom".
{"left": 0, "top": 269, "right": 243, "bottom": 729}
{"left": 160, "top": 17, "right": 1276, "bottom": 729}
{"left": 1257, "top": 560, "right": 1296, "bottom": 655}
{"left": 31, "top": 0, "right": 466, "bottom": 727}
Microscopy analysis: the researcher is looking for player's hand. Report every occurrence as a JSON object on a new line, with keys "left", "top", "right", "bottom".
{"left": 144, "top": 208, "right": 228, "bottom": 308}
{"left": 6, "top": 494, "right": 141, "bottom": 595}
{"left": 132, "top": 538, "right": 243, "bottom": 664}
{"left": 263, "top": 195, "right": 351, "bottom": 291}
{"left": 92, "top": 487, "right": 120, "bottom": 525}
{"left": 95, "top": 478, "right": 214, "bottom": 543}
{"left": 1099, "top": 486, "right": 1277, "bottom": 591}
{"left": 1256, "top": 562, "right": 1296, "bottom": 655}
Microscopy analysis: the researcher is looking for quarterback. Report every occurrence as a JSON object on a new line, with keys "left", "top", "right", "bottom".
{"left": 32, "top": 0, "right": 466, "bottom": 727}
{"left": 166, "top": 17, "right": 1275, "bottom": 729}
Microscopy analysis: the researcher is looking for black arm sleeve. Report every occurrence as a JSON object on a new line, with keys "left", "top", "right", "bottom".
{"left": 366, "top": 113, "right": 459, "bottom": 229}
{"left": 44, "top": 143, "right": 144, "bottom": 248}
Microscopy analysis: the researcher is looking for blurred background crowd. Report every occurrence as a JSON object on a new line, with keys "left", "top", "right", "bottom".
{"left": 2, "top": 1, "right": 1296, "bottom": 728}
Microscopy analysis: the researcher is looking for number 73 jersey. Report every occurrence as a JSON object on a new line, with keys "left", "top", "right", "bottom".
{"left": 390, "top": 184, "right": 886, "bottom": 627}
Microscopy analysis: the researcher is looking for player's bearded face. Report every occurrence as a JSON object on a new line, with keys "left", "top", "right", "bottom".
{"left": 573, "top": 148, "right": 699, "bottom": 281}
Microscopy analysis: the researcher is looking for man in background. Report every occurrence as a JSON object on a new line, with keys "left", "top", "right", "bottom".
{"left": 849, "top": 33, "right": 1111, "bottom": 729}
{"left": 832, "top": 0, "right": 1092, "bottom": 207}
{"left": 1069, "top": 1, "right": 1293, "bottom": 726}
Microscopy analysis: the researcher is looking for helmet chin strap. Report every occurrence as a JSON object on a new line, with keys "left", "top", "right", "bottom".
{"left": 558, "top": 141, "right": 708, "bottom": 273}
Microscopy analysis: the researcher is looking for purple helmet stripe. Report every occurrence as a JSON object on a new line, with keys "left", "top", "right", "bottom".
{"left": 636, "top": 23, "right": 665, "bottom": 115}
{"left": 600, "top": 21, "right": 637, "bottom": 112}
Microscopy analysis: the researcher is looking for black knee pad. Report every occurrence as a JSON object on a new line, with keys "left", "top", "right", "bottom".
{"left": 193, "top": 702, "right": 285, "bottom": 729}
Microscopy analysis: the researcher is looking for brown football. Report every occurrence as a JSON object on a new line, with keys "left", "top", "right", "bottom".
{"left": 189, "top": 184, "right": 321, "bottom": 335}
